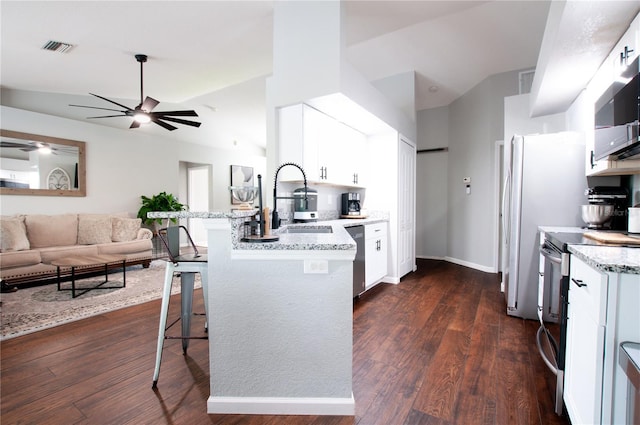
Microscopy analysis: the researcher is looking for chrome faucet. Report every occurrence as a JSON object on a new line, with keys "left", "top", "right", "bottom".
{"left": 272, "top": 162, "right": 308, "bottom": 230}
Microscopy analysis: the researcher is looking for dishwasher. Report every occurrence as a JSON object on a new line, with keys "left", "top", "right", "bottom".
{"left": 346, "top": 225, "right": 365, "bottom": 298}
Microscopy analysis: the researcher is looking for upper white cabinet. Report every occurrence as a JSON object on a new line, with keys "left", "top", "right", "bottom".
{"left": 586, "top": 12, "right": 640, "bottom": 176}
{"left": 278, "top": 103, "right": 366, "bottom": 187}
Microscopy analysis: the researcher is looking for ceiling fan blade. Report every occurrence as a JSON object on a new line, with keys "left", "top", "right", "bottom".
{"left": 85, "top": 114, "right": 128, "bottom": 119}
{"left": 152, "top": 110, "right": 199, "bottom": 117}
{"left": 151, "top": 118, "right": 178, "bottom": 131}
{"left": 141, "top": 96, "right": 159, "bottom": 112}
{"left": 0, "top": 141, "right": 32, "bottom": 148}
{"left": 69, "top": 104, "right": 127, "bottom": 113}
{"left": 159, "top": 116, "right": 202, "bottom": 128}
{"left": 89, "top": 93, "right": 134, "bottom": 111}
{"left": 129, "top": 120, "right": 141, "bottom": 129}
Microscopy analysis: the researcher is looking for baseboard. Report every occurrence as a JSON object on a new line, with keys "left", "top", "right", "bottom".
{"left": 443, "top": 256, "right": 496, "bottom": 273}
{"left": 207, "top": 395, "right": 355, "bottom": 416}
{"left": 416, "top": 255, "right": 445, "bottom": 260}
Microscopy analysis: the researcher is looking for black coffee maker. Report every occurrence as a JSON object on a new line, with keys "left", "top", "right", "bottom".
{"left": 341, "top": 193, "right": 361, "bottom": 216}
{"left": 586, "top": 186, "right": 629, "bottom": 230}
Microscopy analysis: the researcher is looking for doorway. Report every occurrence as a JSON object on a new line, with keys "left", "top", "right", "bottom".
{"left": 182, "top": 163, "right": 212, "bottom": 246}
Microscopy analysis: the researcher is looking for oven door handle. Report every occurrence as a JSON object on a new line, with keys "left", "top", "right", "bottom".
{"left": 539, "top": 246, "right": 562, "bottom": 265}
{"left": 536, "top": 325, "right": 559, "bottom": 375}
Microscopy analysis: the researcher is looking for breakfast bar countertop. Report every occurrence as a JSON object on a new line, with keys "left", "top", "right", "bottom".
{"left": 147, "top": 210, "right": 361, "bottom": 252}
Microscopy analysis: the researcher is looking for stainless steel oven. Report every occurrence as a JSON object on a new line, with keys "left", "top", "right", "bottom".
{"left": 538, "top": 232, "right": 571, "bottom": 416}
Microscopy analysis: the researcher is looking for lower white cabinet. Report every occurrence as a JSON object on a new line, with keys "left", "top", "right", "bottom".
{"left": 564, "top": 257, "right": 607, "bottom": 424}
{"left": 564, "top": 255, "right": 640, "bottom": 424}
{"left": 365, "top": 223, "right": 387, "bottom": 288}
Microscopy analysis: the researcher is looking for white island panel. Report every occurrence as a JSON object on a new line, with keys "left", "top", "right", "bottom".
{"left": 203, "top": 216, "right": 355, "bottom": 416}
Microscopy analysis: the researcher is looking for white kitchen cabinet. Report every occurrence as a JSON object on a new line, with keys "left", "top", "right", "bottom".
{"left": 365, "top": 222, "right": 387, "bottom": 289}
{"left": 277, "top": 103, "right": 366, "bottom": 187}
{"left": 564, "top": 257, "right": 608, "bottom": 425}
{"left": 585, "top": 12, "right": 640, "bottom": 176}
{"left": 564, "top": 255, "right": 640, "bottom": 424}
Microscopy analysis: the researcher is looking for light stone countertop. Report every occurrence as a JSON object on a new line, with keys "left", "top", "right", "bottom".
{"left": 568, "top": 245, "right": 640, "bottom": 275}
{"left": 538, "top": 225, "right": 640, "bottom": 275}
{"left": 148, "top": 210, "right": 389, "bottom": 251}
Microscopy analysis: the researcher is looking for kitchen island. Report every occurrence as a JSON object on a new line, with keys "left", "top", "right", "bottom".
{"left": 148, "top": 210, "right": 356, "bottom": 416}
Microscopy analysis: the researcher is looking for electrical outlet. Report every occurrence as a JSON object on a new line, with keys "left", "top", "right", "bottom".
{"left": 304, "top": 260, "right": 329, "bottom": 274}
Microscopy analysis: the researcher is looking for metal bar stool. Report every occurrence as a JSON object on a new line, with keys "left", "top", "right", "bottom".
{"left": 152, "top": 225, "right": 208, "bottom": 389}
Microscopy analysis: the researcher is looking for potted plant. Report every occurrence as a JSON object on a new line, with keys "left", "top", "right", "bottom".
{"left": 137, "top": 191, "right": 187, "bottom": 234}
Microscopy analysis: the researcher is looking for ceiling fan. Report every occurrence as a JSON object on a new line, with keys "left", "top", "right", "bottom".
{"left": 70, "top": 54, "right": 201, "bottom": 131}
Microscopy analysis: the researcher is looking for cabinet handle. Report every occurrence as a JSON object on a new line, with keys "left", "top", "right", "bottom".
{"left": 621, "top": 45, "right": 635, "bottom": 66}
{"left": 571, "top": 278, "right": 587, "bottom": 288}
{"left": 590, "top": 150, "right": 595, "bottom": 169}
{"left": 353, "top": 173, "right": 358, "bottom": 184}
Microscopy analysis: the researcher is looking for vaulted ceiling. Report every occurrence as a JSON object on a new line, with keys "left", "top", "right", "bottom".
{"left": 1, "top": 1, "right": 638, "bottom": 149}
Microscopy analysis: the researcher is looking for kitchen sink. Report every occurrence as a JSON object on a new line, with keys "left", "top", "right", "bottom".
{"left": 282, "top": 226, "right": 333, "bottom": 234}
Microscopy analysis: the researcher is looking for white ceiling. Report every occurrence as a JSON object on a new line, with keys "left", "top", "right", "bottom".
{"left": 1, "top": 1, "right": 638, "bottom": 150}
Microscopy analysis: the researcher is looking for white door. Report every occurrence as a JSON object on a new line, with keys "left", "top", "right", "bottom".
{"left": 187, "top": 166, "right": 210, "bottom": 246}
{"left": 398, "top": 136, "right": 416, "bottom": 277}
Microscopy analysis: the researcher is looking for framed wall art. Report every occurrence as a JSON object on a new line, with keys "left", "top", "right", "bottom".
{"left": 230, "top": 165, "right": 254, "bottom": 205}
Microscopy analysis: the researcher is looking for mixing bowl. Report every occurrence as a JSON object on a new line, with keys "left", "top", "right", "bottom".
{"left": 581, "top": 204, "right": 614, "bottom": 227}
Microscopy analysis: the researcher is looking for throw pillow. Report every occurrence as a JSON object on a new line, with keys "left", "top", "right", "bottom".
{"left": 26, "top": 214, "right": 78, "bottom": 248}
{"left": 111, "top": 217, "right": 141, "bottom": 242}
{"left": 0, "top": 218, "right": 30, "bottom": 252}
{"left": 77, "top": 216, "right": 112, "bottom": 245}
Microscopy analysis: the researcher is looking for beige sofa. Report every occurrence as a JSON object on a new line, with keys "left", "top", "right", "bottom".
{"left": 0, "top": 213, "right": 153, "bottom": 290}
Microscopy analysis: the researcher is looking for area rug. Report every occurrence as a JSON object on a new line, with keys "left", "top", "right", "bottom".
{"left": 0, "top": 260, "right": 201, "bottom": 340}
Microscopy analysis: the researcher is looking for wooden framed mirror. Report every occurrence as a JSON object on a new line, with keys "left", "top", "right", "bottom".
{"left": 0, "top": 130, "right": 86, "bottom": 197}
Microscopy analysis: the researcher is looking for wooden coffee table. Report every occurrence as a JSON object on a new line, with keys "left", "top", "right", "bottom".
{"left": 51, "top": 254, "right": 127, "bottom": 298}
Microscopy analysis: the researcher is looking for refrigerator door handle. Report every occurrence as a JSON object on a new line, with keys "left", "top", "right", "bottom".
{"left": 501, "top": 170, "right": 511, "bottom": 245}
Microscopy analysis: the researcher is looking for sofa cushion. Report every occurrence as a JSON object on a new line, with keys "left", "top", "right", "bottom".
{"left": 0, "top": 217, "right": 30, "bottom": 252}
{"left": 97, "top": 239, "right": 153, "bottom": 255}
{"left": 0, "top": 250, "right": 42, "bottom": 268}
{"left": 111, "top": 217, "right": 142, "bottom": 242}
{"left": 77, "top": 215, "right": 112, "bottom": 245}
{"left": 26, "top": 214, "right": 78, "bottom": 248}
{"left": 39, "top": 245, "right": 99, "bottom": 264}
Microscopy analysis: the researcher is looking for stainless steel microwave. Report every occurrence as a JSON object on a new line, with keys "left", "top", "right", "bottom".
{"left": 594, "top": 56, "right": 639, "bottom": 161}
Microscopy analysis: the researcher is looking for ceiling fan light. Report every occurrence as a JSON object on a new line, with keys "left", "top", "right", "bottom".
{"left": 133, "top": 112, "right": 151, "bottom": 124}
{"left": 38, "top": 144, "right": 52, "bottom": 154}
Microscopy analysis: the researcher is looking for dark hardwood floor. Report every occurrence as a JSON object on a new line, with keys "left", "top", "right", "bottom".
{"left": 0, "top": 259, "right": 570, "bottom": 425}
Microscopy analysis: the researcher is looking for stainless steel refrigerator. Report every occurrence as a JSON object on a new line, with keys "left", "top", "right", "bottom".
{"left": 501, "top": 133, "right": 588, "bottom": 319}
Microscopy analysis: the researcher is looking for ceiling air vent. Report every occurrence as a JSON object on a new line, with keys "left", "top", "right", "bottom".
{"left": 519, "top": 69, "right": 535, "bottom": 94}
{"left": 42, "top": 40, "right": 74, "bottom": 53}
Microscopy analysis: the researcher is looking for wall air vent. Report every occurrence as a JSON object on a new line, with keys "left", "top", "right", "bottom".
{"left": 42, "top": 40, "right": 74, "bottom": 53}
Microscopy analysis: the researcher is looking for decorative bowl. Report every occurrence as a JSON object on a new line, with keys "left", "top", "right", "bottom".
{"left": 229, "top": 186, "right": 259, "bottom": 209}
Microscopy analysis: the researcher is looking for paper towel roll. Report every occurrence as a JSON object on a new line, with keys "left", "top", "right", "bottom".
{"left": 629, "top": 207, "right": 640, "bottom": 233}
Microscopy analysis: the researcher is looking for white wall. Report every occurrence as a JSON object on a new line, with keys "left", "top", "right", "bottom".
{"left": 0, "top": 106, "right": 266, "bottom": 217}
{"left": 444, "top": 70, "right": 522, "bottom": 271}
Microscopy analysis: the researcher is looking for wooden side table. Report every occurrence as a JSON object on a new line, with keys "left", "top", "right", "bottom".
{"left": 51, "top": 254, "right": 126, "bottom": 298}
